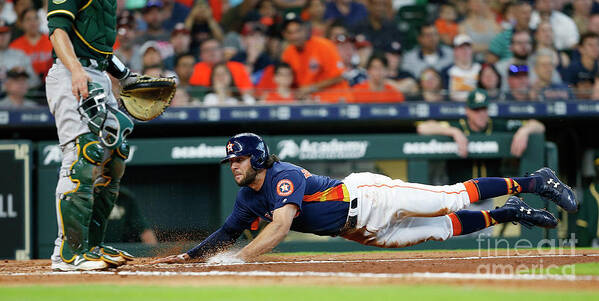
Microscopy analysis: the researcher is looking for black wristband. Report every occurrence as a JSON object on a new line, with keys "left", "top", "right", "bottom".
{"left": 106, "top": 55, "right": 130, "bottom": 80}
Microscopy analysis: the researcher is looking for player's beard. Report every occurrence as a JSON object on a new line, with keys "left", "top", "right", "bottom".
{"left": 236, "top": 168, "right": 258, "bottom": 187}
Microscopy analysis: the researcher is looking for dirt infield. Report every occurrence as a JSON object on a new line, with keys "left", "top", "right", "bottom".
{"left": 2, "top": 249, "right": 599, "bottom": 290}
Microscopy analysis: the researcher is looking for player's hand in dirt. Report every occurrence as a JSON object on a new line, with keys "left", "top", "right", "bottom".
{"left": 150, "top": 253, "right": 190, "bottom": 264}
{"left": 452, "top": 130, "right": 469, "bottom": 158}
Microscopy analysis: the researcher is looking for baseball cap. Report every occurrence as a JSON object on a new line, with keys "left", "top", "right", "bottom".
{"left": 354, "top": 34, "right": 371, "bottom": 49}
{"left": 466, "top": 88, "right": 489, "bottom": 109}
{"left": 171, "top": 22, "right": 190, "bottom": 37}
{"left": 507, "top": 64, "right": 529, "bottom": 76}
{"left": 453, "top": 34, "right": 472, "bottom": 47}
{"left": 282, "top": 12, "right": 303, "bottom": 31}
{"left": 6, "top": 67, "right": 29, "bottom": 79}
{"left": 383, "top": 40, "right": 402, "bottom": 55}
{"left": 333, "top": 33, "right": 353, "bottom": 44}
{"left": 143, "top": 0, "right": 163, "bottom": 13}
{"left": 0, "top": 20, "right": 9, "bottom": 33}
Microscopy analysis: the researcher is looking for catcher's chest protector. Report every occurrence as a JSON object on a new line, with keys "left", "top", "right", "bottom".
{"left": 74, "top": 0, "right": 117, "bottom": 54}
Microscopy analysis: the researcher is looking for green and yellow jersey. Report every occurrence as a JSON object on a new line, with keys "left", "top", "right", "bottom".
{"left": 47, "top": 0, "right": 116, "bottom": 61}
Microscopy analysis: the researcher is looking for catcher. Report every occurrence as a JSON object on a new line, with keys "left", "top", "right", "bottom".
{"left": 154, "top": 133, "right": 578, "bottom": 264}
{"left": 45, "top": 0, "right": 174, "bottom": 271}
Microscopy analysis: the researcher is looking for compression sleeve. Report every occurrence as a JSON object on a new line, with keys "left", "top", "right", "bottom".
{"left": 186, "top": 225, "right": 244, "bottom": 259}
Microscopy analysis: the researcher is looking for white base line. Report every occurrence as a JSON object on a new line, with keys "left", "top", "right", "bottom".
{"left": 154, "top": 253, "right": 599, "bottom": 268}
{"left": 2, "top": 270, "right": 598, "bottom": 281}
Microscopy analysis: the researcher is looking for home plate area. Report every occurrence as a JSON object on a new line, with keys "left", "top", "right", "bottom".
{"left": 2, "top": 249, "right": 599, "bottom": 290}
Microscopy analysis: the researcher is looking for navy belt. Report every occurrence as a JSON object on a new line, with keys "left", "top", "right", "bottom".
{"left": 339, "top": 198, "right": 358, "bottom": 235}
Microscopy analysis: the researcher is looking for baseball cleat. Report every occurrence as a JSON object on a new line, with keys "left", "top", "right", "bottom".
{"left": 501, "top": 196, "right": 558, "bottom": 229}
{"left": 529, "top": 167, "right": 578, "bottom": 213}
{"left": 100, "top": 245, "right": 134, "bottom": 261}
{"left": 51, "top": 252, "right": 109, "bottom": 271}
{"left": 90, "top": 246, "right": 125, "bottom": 266}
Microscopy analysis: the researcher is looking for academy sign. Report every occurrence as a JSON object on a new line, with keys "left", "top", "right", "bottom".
{"left": 171, "top": 144, "right": 225, "bottom": 159}
{"left": 277, "top": 139, "right": 369, "bottom": 160}
{"left": 402, "top": 139, "right": 499, "bottom": 155}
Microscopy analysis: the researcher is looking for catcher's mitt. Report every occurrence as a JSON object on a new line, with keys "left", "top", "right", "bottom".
{"left": 120, "top": 75, "right": 176, "bottom": 121}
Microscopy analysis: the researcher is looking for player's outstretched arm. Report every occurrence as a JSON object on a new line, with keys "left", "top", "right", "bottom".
{"left": 236, "top": 204, "right": 298, "bottom": 262}
{"left": 151, "top": 225, "right": 243, "bottom": 264}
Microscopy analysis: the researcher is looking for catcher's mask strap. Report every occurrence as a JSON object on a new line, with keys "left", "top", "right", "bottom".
{"left": 99, "top": 107, "right": 134, "bottom": 150}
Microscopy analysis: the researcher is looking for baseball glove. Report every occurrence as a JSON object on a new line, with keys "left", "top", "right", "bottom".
{"left": 120, "top": 75, "right": 176, "bottom": 121}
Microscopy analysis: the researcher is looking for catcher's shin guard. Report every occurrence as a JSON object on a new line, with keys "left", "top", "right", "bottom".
{"left": 89, "top": 141, "right": 129, "bottom": 248}
{"left": 56, "top": 133, "right": 104, "bottom": 262}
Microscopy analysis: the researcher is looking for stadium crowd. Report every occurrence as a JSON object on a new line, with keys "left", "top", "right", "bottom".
{"left": 2, "top": 0, "right": 599, "bottom": 107}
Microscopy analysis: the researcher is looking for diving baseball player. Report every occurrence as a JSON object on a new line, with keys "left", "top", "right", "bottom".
{"left": 46, "top": 0, "right": 142, "bottom": 271}
{"left": 155, "top": 133, "right": 577, "bottom": 264}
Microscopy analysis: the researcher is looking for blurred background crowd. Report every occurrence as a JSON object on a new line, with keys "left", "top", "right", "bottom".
{"left": 2, "top": 0, "right": 599, "bottom": 108}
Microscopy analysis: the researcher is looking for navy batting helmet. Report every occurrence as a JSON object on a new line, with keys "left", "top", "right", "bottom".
{"left": 220, "top": 133, "right": 269, "bottom": 170}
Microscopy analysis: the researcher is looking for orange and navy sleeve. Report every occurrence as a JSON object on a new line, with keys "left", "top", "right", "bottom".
{"left": 272, "top": 171, "right": 306, "bottom": 212}
{"left": 47, "top": 0, "right": 81, "bottom": 36}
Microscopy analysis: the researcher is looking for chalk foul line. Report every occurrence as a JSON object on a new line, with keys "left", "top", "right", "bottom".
{"left": 3, "top": 270, "right": 598, "bottom": 281}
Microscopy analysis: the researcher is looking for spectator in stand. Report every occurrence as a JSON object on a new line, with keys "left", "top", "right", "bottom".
{"left": 488, "top": 1, "right": 532, "bottom": 63}
{"left": 562, "top": 33, "right": 599, "bottom": 89}
{"left": 435, "top": 2, "right": 459, "bottom": 47}
{"left": 477, "top": 63, "right": 502, "bottom": 100}
{"left": 458, "top": 0, "right": 501, "bottom": 62}
{"left": 588, "top": 13, "right": 599, "bottom": 35}
{"left": 495, "top": 30, "right": 533, "bottom": 92}
{"left": 189, "top": 38, "right": 254, "bottom": 94}
{"left": 504, "top": 64, "right": 533, "bottom": 101}
{"left": 333, "top": 33, "right": 367, "bottom": 87}
{"left": 301, "top": 0, "right": 328, "bottom": 37}
{"left": 164, "top": 23, "right": 192, "bottom": 70}
{"left": 530, "top": 48, "right": 572, "bottom": 101}
{"left": 231, "top": 22, "right": 273, "bottom": 86}
{"left": 8, "top": 8, "right": 51, "bottom": 80}
{"left": 0, "top": 20, "right": 38, "bottom": 89}
{"left": 0, "top": 0, "right": 16, "bottom": 24}
{"left": 221, "top": 0, "right": 261, "bottom": 33}
{"left": 161, "top": 0, "right": 190, "bottom": 31}
{"left": 113, "top": 11, "right": 140, "bottom": 71}
{"left": 185, "top": 0, "right": 225, "bottom": 54}
{"left": 8, "top": 0, "right": 32, "bottom": 40}
{"left": 441, "top": 34, "right": 481, "bottom": 102}
{"left": 0, "top": 67, "right": 38, "bottom": 108}
{"left": 262, "top": 62, "right": 296, "bottom": 102}
{"left": 382, "top": 40, "right": 418, "bottom": 97}
{"left": 350, "top": 0, "right": 401, "bottom": 54}
{"left": 36, "top": 0, "right": 47, "bottom": 34}
{"left": 350, "top": 54, "right": 405, "bottom": 103}
{"left": 136, "top": 0, "right": 171, "bottom": 44}
{"left": 418, "top": 67, "right": 445, "bottom": 102}
{"left": 572, "top": 0, "right": 593, "bottom": 35}
{"left": 203, "top": 63, "right": 256, "bottom": 105}
{"left": 139, "top": 41, "right": 168, "bottom": 72}
{"left": 402, "top": 23, "right": 454, "bottom": 79}
{"left": 533, "top": 21, "right": 570, "bottom": 73}
{"left": 253, "top": 25, "right": 286, "bottom": 96}
{"left": 529, "top": 0, "right": 579, "bottom": 50}
{"left": 280, "top": 12, "right": 352, "bottom": 102}
{"left": 323, "top": 0, "right": 368, "bottom": 28}
{"left": 170, "top": 53, "right": 196, "bottom": 106}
